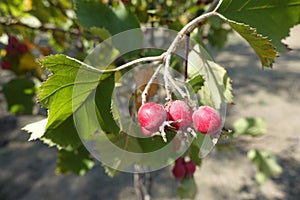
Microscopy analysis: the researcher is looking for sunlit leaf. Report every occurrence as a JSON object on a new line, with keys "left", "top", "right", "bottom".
{"left": 217, "top": 0, "right": 300, "bottom": 53}
{"left": 188, "top": 44, "right": 233, "bottom": 108}
{"left": 76, "top": 0, "right": 140, "bottom": 35}
{"left": 248, "top": 149, "right": 282, "bottom": 185}
{"left": 38, "top": 54, "right": 102, "bottom": 130}
{"left": 102, "top": 164, "right": 120, "bottom": 177}
{"left": 222, "top": 18, "right": 277, "bottom": 67}
{"left": 22, "top": 118, "right": 48, "bottom": 141}
{"left": 2, "top": 78, "right": 35, "bottom": 114}
{"left": 233, "top": 117, "right": 267, "bottom": 137}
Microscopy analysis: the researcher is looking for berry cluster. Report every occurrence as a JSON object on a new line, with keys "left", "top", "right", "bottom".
{"left": 137, "top": 100, "right": 221, "bottom": 140}
{"left": 172, "top": 157, "right": 196, "bottom": 180}
{"left": 1, "top": 36, "right": 29, "bottom": 70}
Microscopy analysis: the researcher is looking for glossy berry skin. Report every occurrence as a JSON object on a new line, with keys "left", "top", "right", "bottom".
{"left": 185, "top": 160, "right": 196, "bottom": 175}
{"left": 172, "top": 163, "right": 186, "bottom": 180}
{"left": 192, "top": 106, "right": 221, "bottom": 134}
{"left": 140, "top": 126, "right": 153, "bottom": 136}
{"left": 138, "top": 102, "right": 167, "bottom": 133}
{"left": 166, "top": 100, "right": 193, "bottom": 130}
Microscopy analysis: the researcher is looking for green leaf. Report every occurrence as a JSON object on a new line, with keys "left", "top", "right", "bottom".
{"left": 43, "top": 116, "right": 82, "bottom": 149}
{"left": 37, "top": 55, "right": 115, "bottom": 149}
{"left": 226, "top": 19, "right": 277, "bottom": 67}
{"left": 207, "top": 15, "right": 232, "bottom": 49}
{"left": 188, "top": 44, "right": 233, "bottom": 108}
{"left": 95, "top": 74, "right": 120, "bottom": 134}
{"left": 247, "top": 149, "right": 282, "bottom": 185}
{"left": 187, "top": 74, "right": 205, "bottom": 93}
{"left": 3, "top": 78, "right": 35, "bottom": 114}
{"left": 102, "top": 164, "right": 120, "bottom": 177}
{"left": 38, "top": 54, "right": 102, "bottom": 130}
{"left": 56, "top": 145, "right": 95, "bottom": 175}
{"left": 22, "top": 116, "right": 82, "bottom": 149}
{"left": 90, "top": 27, "right": 111, "bottom": 40}
{"left": 22, "top": 118, "right": 48, "bottom": 141}
{"left": 76, "top": 0, "right": 143, "bottom": 55}
{"left": 190, "top": 133, "right": 216, "bottom": 159}
{"left": 189, "top": 141, "right": 202, "bottom": 166}
{"left": 76, "top": 0, "right": 140, "bottom": 35}
{"left": 217, "top": 0, "right": 300, "bottom": 53}
{"left": 233, "top": 117, "right": 267, "bottom": 137}
{"left": 177, "top": 177, "right": 197, "bottom": 199}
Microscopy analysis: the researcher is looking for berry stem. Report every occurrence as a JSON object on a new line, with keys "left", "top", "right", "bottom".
{"left": 164, "top": 53, "right": 172, "bottom": 101}
{"left": 184, "top": 33, "right": 190, "bottom": 81}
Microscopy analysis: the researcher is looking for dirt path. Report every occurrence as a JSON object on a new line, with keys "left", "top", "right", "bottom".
{"left": 1, "top": 26, "right": 300, "bottom": 200}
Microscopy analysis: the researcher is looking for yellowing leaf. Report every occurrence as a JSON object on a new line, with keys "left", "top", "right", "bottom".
{"left": 19, "top": 52, "right": 40, "bottom": 71}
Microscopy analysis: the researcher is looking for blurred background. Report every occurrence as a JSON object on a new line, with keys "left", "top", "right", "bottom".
{"left": 1, "top": 1, "right": 300, "bottom": 199}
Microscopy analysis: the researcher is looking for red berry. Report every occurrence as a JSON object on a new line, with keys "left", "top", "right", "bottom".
{"left": 172, "top": 163, "right": 186, "bottom": 180}
{"left": 5, "top": 45, "right": 17, "bottom": 55}
{"left": 137, "top": 102, "right": 167, "bottom": 133}
{"left": 18, "top": 43, "right": 28, "bottom": 54}
{"left": 1, "top": 61, "right": 11, "bottom": 70}
{"left": 121, "top": 0, "right": 130, "bottom": 4}
{"left": 192, "top": 106, "right": 221, "bottom": 134}
{"left": 175, "top": 157, "right": 185, "bottom": 165}
{"left": 140, "top": 126, "right": 153, "bottom": 136}
{"left": 166, "top": 100, "right": 193, "bottom": 130}
{"left": 185, "top": 160, "right": 196, "bottom": 175}
{"left": 8, "top": 36, "right": 18, "bottom": 45}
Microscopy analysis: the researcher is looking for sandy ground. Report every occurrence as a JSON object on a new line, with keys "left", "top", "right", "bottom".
{"left": 0, "top": 26, "right": 300, "bottom": 200}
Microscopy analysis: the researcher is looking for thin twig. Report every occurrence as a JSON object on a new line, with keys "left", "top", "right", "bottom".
{"left": 166, "top": 72, "right": 188, "bottom": 99}
{"left": 66, "top": 54, "right": 166, "bottom": 74}
{"left": 102, "top": 54, "right": 166, "bottom": 74}
{"left": 183, "top": 33, "right": 190, "bottom": 81}
{"left": 163, "top": 54, "right": 172, "bottom": 101}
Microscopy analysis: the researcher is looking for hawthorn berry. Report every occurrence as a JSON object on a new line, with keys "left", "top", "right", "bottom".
{"left": 175, "top": 157, "right": 185, "bottom": 165}
{"left": 166, "top": 100, "right": 193, "bottom": 131}
{"left": 192, "top": 106, "right": 221, "bottom": 134}
{"left": 140, "top": 126, "right": 153, "bottom": 136}
{"left": 172, "top": 162, "right": 186, "bottom": 180}
{"left": 19, "top": 43, "right": 29, "bottom": 54}
{"left": 137, "top": 102, "right": 167, "bottom": 134}
{"left": 8, "top": 36, "right": 18, "bottom": 44}
{"left": 1, "top": 61, "right": 12, "bottom": 70}
{"left": 185, "top": 160, "right": 196, "bottom": 175}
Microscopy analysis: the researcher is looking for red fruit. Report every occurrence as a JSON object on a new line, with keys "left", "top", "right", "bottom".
{"left": 1, "top": 61, "right": 11, "bottom": 70}
{"left": 121, "top": 0, "right": 130, "bottom": 4}
{"left": 5, "top": 45, "right": 17, "bottom": 55}
{"left": 175, "top": 157, "right": 185, "bottom": 165}
{"left": 18, "top": 43, "right": 29, "bottom": 54}
{"left": 192, "top": 106, "right": 221, "bottom": 134}
{"left": 172, "top": 163, "right": 186, "bottom": 180}
{"left": 140, "top": 126, "right": 153, "bottom": 136}
{"left": 8, "top": 36, "right": 18, "bottom": 44}
{"left": 185, "top": 160, "right": 196, "bottom": 175}
{"left": 138, "top": 102, "right": 167, "bottom": 133}
{"left": 166, "top": 100, "right": 193, "bottom": 130}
